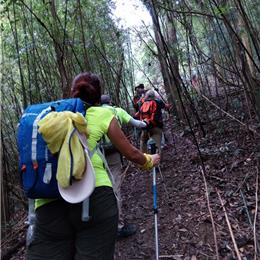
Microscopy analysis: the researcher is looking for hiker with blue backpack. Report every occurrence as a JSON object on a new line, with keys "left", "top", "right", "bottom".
{"left": 100, "top": 94, "right": 147, "bottom": 238}
{"left": 21, "top": 72, "right": 160, "bottom": 260}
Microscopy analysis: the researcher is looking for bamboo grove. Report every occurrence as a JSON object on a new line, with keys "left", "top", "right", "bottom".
{"left": 1, "top": 0, "right": 134, "bottom": 224}
{"left": 1, "top": 0, "right": 260, "bottom": 239}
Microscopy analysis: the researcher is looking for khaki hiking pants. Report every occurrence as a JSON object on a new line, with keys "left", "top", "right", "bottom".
{"left": 106, "top": 151, "right": 124, "bottom": 229}
{"left": 140, "top": 127, "right": 163, "bottom": 154}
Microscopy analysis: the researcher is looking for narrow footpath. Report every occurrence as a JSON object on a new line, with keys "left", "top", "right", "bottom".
{"left": 115, "top": 118, "right": 259, "bottom": 259}
{"left": 115, "top": 126, "right": 213, "bottom": 259}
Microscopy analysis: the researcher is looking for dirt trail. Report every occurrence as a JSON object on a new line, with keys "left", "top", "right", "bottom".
{"left": 3, "top": 118, "right": 259, "bottom": 260}
{"left": 115, "top": 119, "right": 259, "bottom": 260}
{"left": 115, "top": 128, "right": 215, "bottom": 259}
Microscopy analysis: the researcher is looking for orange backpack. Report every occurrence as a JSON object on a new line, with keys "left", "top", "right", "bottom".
{"left": 139, "top": 100, "right": 157, "bottom": 127}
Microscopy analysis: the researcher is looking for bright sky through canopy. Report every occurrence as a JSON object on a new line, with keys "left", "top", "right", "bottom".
{"left": 111, "top": 0, "right": 155, "bottom": 85}
{"left": 112, "top": 0, "right": 152, "bottom": 28}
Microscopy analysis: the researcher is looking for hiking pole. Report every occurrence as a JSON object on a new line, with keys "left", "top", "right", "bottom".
{"left": 152, "top": 166, "right": 159, "bottom": 260}
{"left": 148, "top": 138, "right": 159, "bottom": 260}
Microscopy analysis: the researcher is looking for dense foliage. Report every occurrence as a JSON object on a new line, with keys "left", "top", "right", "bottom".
{"left": 1, "top": 2, "right": 260, "bottom": 257}
{"left": 1, "top": 0, "right": 133, "bottom": 223}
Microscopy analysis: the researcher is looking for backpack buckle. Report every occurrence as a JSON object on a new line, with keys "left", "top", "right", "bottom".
{"left": 33, "top": 162, "right": 38, "bottom": 171}
{"left": 21, "top": 164, "right": 26, "bottom": 172}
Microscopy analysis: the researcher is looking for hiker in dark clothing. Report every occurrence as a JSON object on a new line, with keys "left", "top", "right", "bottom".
{"left": 27, "top": 72, "right": 160, "bottom": 260}
{"left": 133, "top": 84, "right": 145, "bottom": 112}
{"left": 136, "top": 90, "right": 170, "bottom": 154}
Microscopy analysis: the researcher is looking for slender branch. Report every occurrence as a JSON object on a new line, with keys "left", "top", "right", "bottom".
{"left": 200, "top": 94, "right": 260, "bottom": 137}
{"left": 19, "top": 0, "right": 62, "bottom": 52}
{"left": 234, "top": 171, "right": 251, "bottom": 194}
{"left": 156, "top": 4, "right": 223, "bottom": 20}
{"left": 216, "top": 190, "right": 242, "bottom": 260}
{"left": 254, "top": 167, "right": 259, "bottom": 259}
{"left": 211, "top": 0, "right": 260, "bottom": 73}
{"left": 132, "top": 27, "right": 158, "bottom": 57}
{"left": 200, "top": 167, "right": 219, "bottom": 260}
{"left": 240, "top": 190, "right": 260, "bottom": 254}
{"left": 93, "top": 42, "right": 134, "bottom": 104}
{"left": 121, "top": 162, "right": 130, "bottom": 184}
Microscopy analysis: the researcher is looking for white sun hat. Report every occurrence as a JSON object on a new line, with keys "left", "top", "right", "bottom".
{"left": 58, "top": 148, "right": 96, "bottom": 204}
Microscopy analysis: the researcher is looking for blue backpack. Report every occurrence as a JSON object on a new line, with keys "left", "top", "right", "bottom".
{"left": 17, "top": 98, "right": 86, "bottom": 199}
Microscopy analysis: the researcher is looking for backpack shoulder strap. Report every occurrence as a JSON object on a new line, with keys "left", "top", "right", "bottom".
{"left": 76, "top": 131, "right": 115, "bottom": 191}
{"left": 95, "top": 145, "right": 117, "bottom": 195}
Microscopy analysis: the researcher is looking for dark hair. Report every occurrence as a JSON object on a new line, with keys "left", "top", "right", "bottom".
{"left": 71, "top": 72, "right": 101, "bottom": 105}
{"left": 135, "top": 84, "right": 144, "bottom": 90}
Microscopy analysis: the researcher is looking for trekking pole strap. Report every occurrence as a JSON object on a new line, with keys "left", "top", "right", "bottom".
{"left": 96, "top": 146, "right": 119, "bottom": 201}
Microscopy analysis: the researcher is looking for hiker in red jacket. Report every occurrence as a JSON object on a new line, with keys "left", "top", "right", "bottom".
{"left": 136, "top": 89, "right": 170, "bottom": 154}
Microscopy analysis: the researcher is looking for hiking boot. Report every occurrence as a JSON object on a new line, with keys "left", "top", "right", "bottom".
{"left": 117, "top": 224, "right": 137, "bottom": 239}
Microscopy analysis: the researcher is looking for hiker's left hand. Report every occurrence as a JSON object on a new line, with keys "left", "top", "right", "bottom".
{"left": 151, "top": 154, "right": 160, "bottom": 166}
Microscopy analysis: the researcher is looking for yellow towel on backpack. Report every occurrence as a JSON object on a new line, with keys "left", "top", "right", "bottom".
{"left": 38, "top": 111, "right": 89, "bottom": 188}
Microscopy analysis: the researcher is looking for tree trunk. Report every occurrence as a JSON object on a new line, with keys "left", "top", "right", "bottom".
{"left": 144, "top": 0, "right": 183, "bottom": 119}
{"left": 9, "top": 3, "right": 27, "bottom": 108}
{"left": 49, "top": 0, "right": 70, "bottom": 98}
{"left": 114, "top": 52, "right": 124, "bottom": 106}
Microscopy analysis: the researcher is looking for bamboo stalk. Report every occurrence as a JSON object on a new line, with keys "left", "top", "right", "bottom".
{"left": 121, "top": 162, "right": 131, "bottom": 184}
{"left": 201, "top": 93, "right": 260, "bottom": 137}
{"left": 200, "top": 167, "right": 219, "bottom": 260}
{"left": 216, "top": 189, "right": 242, "bottom": 260}
{"left": 254, "top": 167, "right": 259, "bottom": 260}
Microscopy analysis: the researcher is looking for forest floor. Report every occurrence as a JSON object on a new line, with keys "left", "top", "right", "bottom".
{"left": 2, "top": 95, "right": 260, "bottom": 260}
